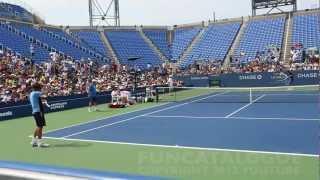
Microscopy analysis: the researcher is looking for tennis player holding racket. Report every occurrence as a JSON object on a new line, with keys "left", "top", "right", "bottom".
{"left": 29, "top": 83, "right": 50, "bottom": 148}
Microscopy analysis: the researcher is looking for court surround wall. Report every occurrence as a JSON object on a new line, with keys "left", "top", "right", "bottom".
{"left": 0, "top": 88, "right": 147, "bottom": 121}
{"left": 1, "top": 71, "right": 319, "bottom": 121}
{"left": 174, "top": 70, "right": 320, "bottom": 87}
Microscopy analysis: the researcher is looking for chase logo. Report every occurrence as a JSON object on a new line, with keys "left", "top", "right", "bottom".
{"left": 271, "top": 72, "right": 289, "bottom": 82}
{"left": 297, "top": 72, "right": 319, "bottom": 79}
{"left": 239, "top": 74, "right": 263, "bottom": 80}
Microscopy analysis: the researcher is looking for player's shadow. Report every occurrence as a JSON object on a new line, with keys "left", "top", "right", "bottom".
{"left": 95, "top": 109, "right": 108, "bottom": 112}
{"left": 51, "top": 141, "right": 92, "bottom": 148}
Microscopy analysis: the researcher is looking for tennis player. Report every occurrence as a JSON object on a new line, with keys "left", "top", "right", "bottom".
{"left": 120, "top": 89, "right": 131, "bottom": 105}
{"left": 111, "top": 87, "right": 121, "bottom": 104}
{"left": 29, "top": 83, "right": 50, "bottom": 148}
{"left": 168, "top": 75, "right": 174, "bottom": 96}
{"left": 87, "top": 80, "right": 97, "bottom": 112}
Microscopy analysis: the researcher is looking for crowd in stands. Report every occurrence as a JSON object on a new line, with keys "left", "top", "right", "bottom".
{"left": 176, "top": 59, "right": 287, "bottom": 76}
{"left": 178, "top": 44, "right": 319, "bottom": 76}
{"left": 175, "top": 60, "right": 223, "bottom": 76}
{"left": 0, "top": 50, "right": 169, "bottom": 104}
{"left": 176, "top": 45, "right": 285, "bottom": 76}
{"left": 290, "top": 43, "right": 304, "bottom": 62}
{"left": 1, "top": 42, "right": 319, "bottom": 104}
{"left": 289, "top": 43, "right": 320, "bottom": 71}
{"left": 228, "top": 45, "right": 283, "bottom": 73}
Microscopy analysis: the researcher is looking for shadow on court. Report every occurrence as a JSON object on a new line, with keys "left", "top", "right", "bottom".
{"left": 95, "top": 108, "right": 111, "bottom": 112}
{"left": 50, "top": 142, "right": 92, "bottom": 148}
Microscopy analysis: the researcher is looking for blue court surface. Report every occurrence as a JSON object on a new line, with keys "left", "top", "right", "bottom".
{"left": 45, "top": 92, "right": 320, "bottom": 157}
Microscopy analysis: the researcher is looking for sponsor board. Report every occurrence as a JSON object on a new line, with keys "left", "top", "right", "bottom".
{"left": 50, "top": 102, "right": 68, "bottom": 110}
{"left": 190, "top": 76, "right": 209, "bottom": 80}
{"left": 0, "top": 111, "right": 13, "bottom": 117}
{"left": 175, "top": 70, "right": 320, "bottom": 87}
{"left": 239, "top": 74, "right": 263, "bottom": 80}
{"left": 296, "top": 72, "right": 320, "bottom": 79}
{"left": 1, "top": 89, "right": 148, "bottom": 121}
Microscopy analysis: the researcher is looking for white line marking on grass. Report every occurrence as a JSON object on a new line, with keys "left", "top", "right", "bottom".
{"left": 63, "top": 92, "right": 227, "bottom": 138}
{"left": 145, "top": 115, "right": 320, "bottom": 121}
{"left": 43, "top": 136, "right": 318, "bottom": 158}
{"left": 225, "top": 94, "right": 266, "bottom": 118}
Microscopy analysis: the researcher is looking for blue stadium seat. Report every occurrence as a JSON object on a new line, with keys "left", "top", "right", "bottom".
{"left": 234, "top": 17, "right": 285, "bottom": 62}
{"left": 292, "top": 13, "right": 320, "bottom": 49}
{"left": 10, "top": 23, "right": 101, "bottom": 61}
{"left": 46, "top": 27, "right": 100, "bottom": 56}
{"left": 143, "top": 30, "right": 171, "bottom": 59}
{"left": 105, "top": 30, "right": 161, "bottom": 68}
{"left": 182, "top": 22, "right": 241, "bottom": 66}
{"left": 43, "top": 27, "right": 105, "bottom": 61}
{"left": 0, "top": 23, "right": 49, "bottom": 62}
{"left": 172, "top": 27, "right": 201, "bottom": 61}
{"left": 72, "top": 30, "right": 110, "bottom": 59}
{"left": 0, "top": 3, "right": 33, "bottom": 22}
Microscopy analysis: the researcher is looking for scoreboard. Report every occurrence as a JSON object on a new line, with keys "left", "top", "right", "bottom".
{"left": 253, "top": 0, "right": 296, "bottom": 4}
{"left": 252, "top": 0, "right": 297, "bottom": 15}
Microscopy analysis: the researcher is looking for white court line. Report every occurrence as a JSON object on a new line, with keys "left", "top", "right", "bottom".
{"left": 145, "top": 115, "right": 226, "bottom": 119}
{"left": 62, "top": 92, "right": 228, "bottom": 138}
{"left": 145, "top": 115, "right": 320, "bottom": 121}
{"left": 225, "top": 95, "right": 266, "bottom": 118}
{"left": 45, "top": 89, "right": 224, "bottom": 134}
{"left": 42, "top": 136, "right": 318, "bottom": 158}
{"left": 44, "top": 102, "right": 168, "bottom": 134}
{"left": 233, "top": 116, "right": 320, "bottom": 121}
{"left": 0, "top": 168, "right": 87, "bottom": 180}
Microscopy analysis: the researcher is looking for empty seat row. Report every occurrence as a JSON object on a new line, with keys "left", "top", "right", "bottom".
{"left": 234, "top": 17, "right": 285, "bottom": 62}
{"left": 105, "top": 30, "right": 161, "bottom": 68}
{"left": 292, "top": 13, "right": 320, "bottom": 49}
{"left": 182, "top": 22, "right": 241, "bottom": 66}
{"left": 171, "top": 27, "right": 201, "bottom": 61}
{"left": 143, "top": 30, "right": 171, "bottom": 59}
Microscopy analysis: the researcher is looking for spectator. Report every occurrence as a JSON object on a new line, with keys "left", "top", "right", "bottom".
{"left": 0, "top": 51, "right": 170, "bottom": 104}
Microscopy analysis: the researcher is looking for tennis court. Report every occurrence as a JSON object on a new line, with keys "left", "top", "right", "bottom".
{"left": 44, "top": 85, "right": 320, "bottom": 157}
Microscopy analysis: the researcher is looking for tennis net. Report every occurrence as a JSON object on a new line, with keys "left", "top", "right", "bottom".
{"left": 155, "top": 85, "right": 320, "bottom": 103}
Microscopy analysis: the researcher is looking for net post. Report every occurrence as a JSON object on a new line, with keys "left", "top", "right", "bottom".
{"left": 155, "top": 87, "right": 159, "bottom": 103}
{"left": 249, "top": 88, "right": 253, "bottom": 103}
{"left": 174, "top": 87, "right": 177, "bottom": 102}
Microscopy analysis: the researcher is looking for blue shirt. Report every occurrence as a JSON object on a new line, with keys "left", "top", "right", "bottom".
{"left": 88, "top": 84, "right": 97, "bottom": 97}
{"left": 29, "top": 91, "right": 42, "bottom": 114}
